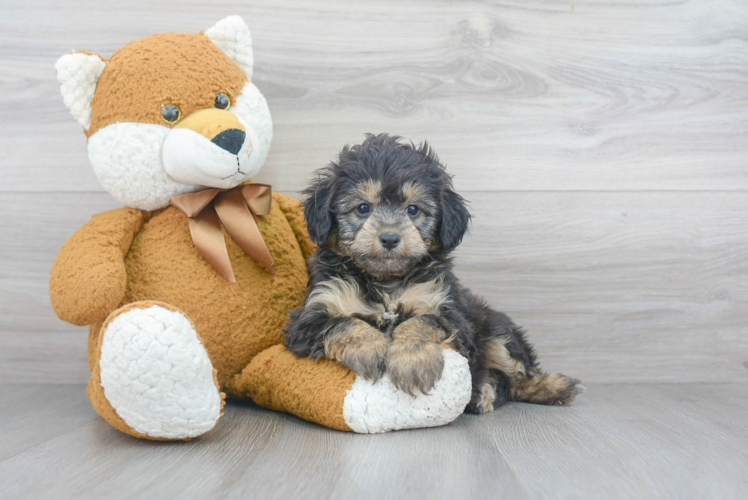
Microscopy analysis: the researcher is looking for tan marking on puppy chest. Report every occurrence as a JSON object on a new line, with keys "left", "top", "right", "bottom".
{"left": 307, "top": 277, "right": 450, "bottom": 329}
{"left": 307, "top": 277, "right": 384, "bottom": 318}
{"left": 393, "top": 279, "right": 450, "bottom": 316}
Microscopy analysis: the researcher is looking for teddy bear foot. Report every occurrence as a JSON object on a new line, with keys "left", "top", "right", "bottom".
{"left": 88, "top": 302, "right": 224, "bottom": 440}
{"left": 237, "top": 346, "right": 472, "bottom": 433}
{"left": 343, "top": 349, "right": 472, "bottom": 433}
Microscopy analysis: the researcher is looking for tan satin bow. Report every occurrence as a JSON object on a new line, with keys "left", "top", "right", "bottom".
{"left": 170, "top": 184, "right": 275, "bottom": 282}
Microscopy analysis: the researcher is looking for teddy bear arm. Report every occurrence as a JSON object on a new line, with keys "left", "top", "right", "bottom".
{"left": 49, "top": 207, "right": 144, "bottom": 326}
{"left": 273, "top": 192, "right": 316, "bottom": 260}
{"left": 234, "top": 344, "right": 473, "bottom": 433}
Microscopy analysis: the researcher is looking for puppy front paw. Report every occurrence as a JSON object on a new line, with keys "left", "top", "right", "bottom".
{"left": 324, "top": 319, "right": 390, "bottom": 381}
{"left": 338, "top": 337, "right": 389, "bottom": 381}
{"left": 386, "top": 340, "right": 445, "bottom": 396}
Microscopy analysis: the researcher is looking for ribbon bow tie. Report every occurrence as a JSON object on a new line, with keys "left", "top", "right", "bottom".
{"left": 170, "top": 184, "right": 275, "bottom": 282}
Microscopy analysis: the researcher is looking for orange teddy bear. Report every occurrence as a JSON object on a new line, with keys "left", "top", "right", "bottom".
{"left": 51, "top": 16, "right": 472, "bottom": 440}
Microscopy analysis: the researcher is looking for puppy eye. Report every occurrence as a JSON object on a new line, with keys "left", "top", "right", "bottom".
{"left": 407, "top": 205, "right": 419, "bottom": 216}
{"left": 215, "top": 93, "right": 231, "bottom": 109}
{"left": 161, "top": 104, "right": 181, "bottom": 124}
{"left": 356, "top": 203, "right": 371, "bottom": 215}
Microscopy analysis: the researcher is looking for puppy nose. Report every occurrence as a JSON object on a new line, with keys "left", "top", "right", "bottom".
{"left": 379, "top": 232, "right": 401, "bottom": 250}
{"left": 211, "top": 129, "right": 245, "bottom": 155}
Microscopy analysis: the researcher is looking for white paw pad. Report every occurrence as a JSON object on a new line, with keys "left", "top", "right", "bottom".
{"left": 342, "top": 349, "right": 472, "bottom": 433}
{"left": 99, "top": 305, "right": 222, "bottom": 439}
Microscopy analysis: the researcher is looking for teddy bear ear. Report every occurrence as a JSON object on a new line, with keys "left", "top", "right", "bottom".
{"left": 55, "top": 51, "right": 107, "bottom": 130}
{"left": 204, "top": 15, "right": 254, "bottom": 80}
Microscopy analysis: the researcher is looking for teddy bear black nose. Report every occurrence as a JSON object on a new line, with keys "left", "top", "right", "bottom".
{"left": 211, "top": 129, "right": 245, "bottom": 155}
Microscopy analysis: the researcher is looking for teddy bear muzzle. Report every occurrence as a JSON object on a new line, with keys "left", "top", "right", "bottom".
{"left": 162, "top": 107, "right": 257, "bottom": 189}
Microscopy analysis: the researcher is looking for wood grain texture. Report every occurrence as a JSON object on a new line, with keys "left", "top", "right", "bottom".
{"left": 0, "top": 383, "right": 746, "bottom": 499}
{"left": 1, "top": 0, "right": 747, "bottom": 192}
{"left": 2, "top": 191, "right": 747, "bottom": 384}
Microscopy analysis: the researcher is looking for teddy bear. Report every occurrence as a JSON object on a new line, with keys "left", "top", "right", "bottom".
{"left": 51, "top": 15, "right": 472, "bottom": 440}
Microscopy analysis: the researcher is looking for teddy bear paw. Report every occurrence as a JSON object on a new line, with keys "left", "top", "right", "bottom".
{"left": 98, "top": 304, "right": 223, "bottom": 439}
{"left": 341, "top": 349, "right": 472, "bottom": 433}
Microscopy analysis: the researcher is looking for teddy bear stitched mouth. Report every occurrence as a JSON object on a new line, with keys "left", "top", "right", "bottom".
{"left": 222, "top": 157, "right": 247, "bottom": 180}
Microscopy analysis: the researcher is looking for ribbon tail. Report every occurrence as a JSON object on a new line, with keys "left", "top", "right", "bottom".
{"left": 186, "top": 205, "right": 236, "bottom": 282}
{"left": 238, "top": 183, "right": 273, "bottom": 215}
{"left": 215, "top": 190, "right": 275, "bottom": 274}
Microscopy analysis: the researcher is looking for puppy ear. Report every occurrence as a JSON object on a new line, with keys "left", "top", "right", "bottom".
{"left": 439, "top": 189, "right": 470, "bottom": 253}
{"left": 303, "top": 173, "right": 335, "bottom": 246}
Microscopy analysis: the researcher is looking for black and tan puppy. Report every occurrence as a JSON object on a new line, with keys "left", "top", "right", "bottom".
{"left": 285, "top": 134, "right": 581, "bottom": 413}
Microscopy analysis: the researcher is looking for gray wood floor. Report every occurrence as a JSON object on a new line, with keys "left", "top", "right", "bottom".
{"left": 1, "top": 383, "right": 747, "bottom": 500}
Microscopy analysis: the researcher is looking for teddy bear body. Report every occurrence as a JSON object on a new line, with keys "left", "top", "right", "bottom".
{"left": 121, "top": 202, "right": 309, "bottom": 391}
{"left": 79, "top": 201, "right": 311, "bottom": 390}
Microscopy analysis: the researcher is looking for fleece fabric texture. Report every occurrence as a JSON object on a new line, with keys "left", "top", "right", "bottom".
{"left": 97, "top": 302, "right": 223, "bottom": 440}
{"left": 49, "top": 193, "right": 317, "bottom": 387}
{"left": 236, "top": 344, "right": 356, "bottom": 432}
{"left": 55, "top": 51, "right": 107, "bottom": 130}
{"left": 86, "top": 300, "right": 225, "bottom": 441}
{"left": 50, "top": 192, "right": 311, "bottom": 385}
{"left": 86, "top": 32, "right": 247, "bottom": 138}
{"left": 49, "top": 207, "right": 144, "bottom": 326}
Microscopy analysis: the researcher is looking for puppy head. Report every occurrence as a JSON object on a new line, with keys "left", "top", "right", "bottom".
{"left": 304, "top": 134, "right": 470, "bottom": 278}
{"left": 56, "top": 16, "right": 273, "bottom": 211}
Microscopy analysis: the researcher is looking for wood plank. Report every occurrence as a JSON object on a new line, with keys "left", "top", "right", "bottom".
{"left": 0, "top": 331, "right": 89, "bottom": 384}
{"left": 454, "top": 191, "right": 748, "bottom": 384}
{"left": 0, "top": 384, "right": 98, "bottom": 462}
{"left": 0, "top": 383, "right": 746, "bottom": 499}
{"left": 1, "top": 191, "right": 747, "bottom": 384}
{"left": 1, "top": 0, "right": 747, "bottom": 192}
{"left": 470, "top": 383, "right": 748, "bottom": 499}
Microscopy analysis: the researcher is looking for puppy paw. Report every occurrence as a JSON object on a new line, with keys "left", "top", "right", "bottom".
{"left": 338, "top": 337, "right": 389, "bottom": 382}
{"left": 324, "top": 319, "right": 390, "bottom": 381}
{"left": 386, "top": 340, "right": 445, "bottom": 396}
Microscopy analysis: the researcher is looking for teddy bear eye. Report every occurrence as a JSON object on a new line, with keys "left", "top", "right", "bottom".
{"left": 161, "top": 104, "right": 181, "bottom": 124}
{"left": 215, "top": 93, "right": 231, "bottom": 109}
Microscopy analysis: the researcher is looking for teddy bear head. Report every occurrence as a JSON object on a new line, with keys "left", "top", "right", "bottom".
{"left": 56, "top": 16, "right": 273, "bottom": 211}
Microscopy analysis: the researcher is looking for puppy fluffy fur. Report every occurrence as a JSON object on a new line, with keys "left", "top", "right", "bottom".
{"left": 285, "top": 134, "right": 581, "bottom": 412}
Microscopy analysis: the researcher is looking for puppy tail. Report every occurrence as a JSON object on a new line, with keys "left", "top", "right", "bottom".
{"left": 510, "top": 371, "right": 583, "bottom": 406}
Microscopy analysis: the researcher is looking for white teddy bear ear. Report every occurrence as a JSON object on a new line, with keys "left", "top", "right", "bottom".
{"left": 205, "top": 15, "right": 254, "bottom": 79}
{"left": 55, "top": 52, "right": 107, "bottom": 130}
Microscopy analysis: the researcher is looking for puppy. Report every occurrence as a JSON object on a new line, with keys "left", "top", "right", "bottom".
{"left": 284, "top": 134, "right": 581, "bottom": 413}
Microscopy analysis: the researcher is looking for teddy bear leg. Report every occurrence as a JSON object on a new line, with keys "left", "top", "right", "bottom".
{"left": 229, "top": 344, "right": 472, "bottom": 433}
{"left": 86, "top": 301, "right": 224, "bottom": 440}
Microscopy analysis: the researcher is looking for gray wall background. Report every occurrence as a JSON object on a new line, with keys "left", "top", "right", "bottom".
{"left": 1, "top": 0, "right": 747, "bottom": 384}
